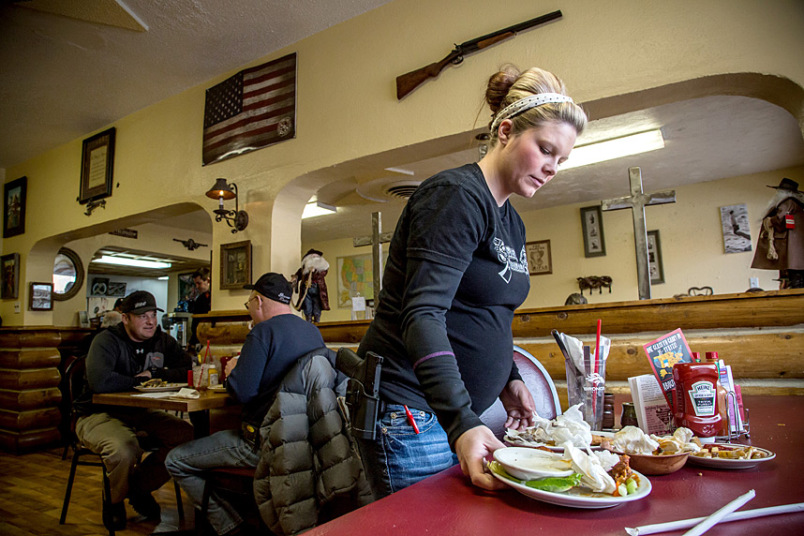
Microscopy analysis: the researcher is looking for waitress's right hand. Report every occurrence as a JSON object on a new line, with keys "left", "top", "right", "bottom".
{"left": 454, "top": 425, "right": 508, "bottom": 491}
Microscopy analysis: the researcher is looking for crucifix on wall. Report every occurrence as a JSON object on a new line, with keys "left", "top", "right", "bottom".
{"left": 352, "top": 211, "right": 392, "bottom": 307}
{"left": 601, "top": 167, "right": 676, "bottom": 300}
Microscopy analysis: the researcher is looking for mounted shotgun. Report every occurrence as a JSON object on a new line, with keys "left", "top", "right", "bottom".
{"left": 396, "top": 10, "right": 563, "bottom": 100}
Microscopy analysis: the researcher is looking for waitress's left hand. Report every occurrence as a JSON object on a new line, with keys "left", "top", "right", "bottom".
{"left": 454, "top": 425, "right": 508, "bottom": 491}
{"left": 500, "top": 379, "right": 536, "bottom": 430}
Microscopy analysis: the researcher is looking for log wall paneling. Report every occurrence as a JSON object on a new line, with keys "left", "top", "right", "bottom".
{"left": 0, "top": 328, "right": 71, "bottom": 453}
{"left": 194, "top": 290, "right": 804, "bottom": 400}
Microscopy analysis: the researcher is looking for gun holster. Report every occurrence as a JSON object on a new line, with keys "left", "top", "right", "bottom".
{"left": 336, "top": 348, "right": 383, "bottom": 440}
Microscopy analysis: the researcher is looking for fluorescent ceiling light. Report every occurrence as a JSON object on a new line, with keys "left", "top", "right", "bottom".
{"left": 302, "top": 201, "right": 337, "bottom": 219}
{"left": 158, "top": 276, "right": 170, "bottom": 281}
{"left": 561, "top": 129, "right": 665, "bottom": 170}
{"left": 94, "top": 255, "right": 172, "bottom": 269}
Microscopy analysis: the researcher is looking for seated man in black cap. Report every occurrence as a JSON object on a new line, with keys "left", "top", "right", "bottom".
{"left": 166, "top": 273, "right": 325, "bottom": 536}
{"left": 74, "top": 290, "right": 193, "bottom": 531}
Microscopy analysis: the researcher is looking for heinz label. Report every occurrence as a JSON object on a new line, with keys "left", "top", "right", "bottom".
{"left": 688, "top": 381, "right": 716, "bottom": 417}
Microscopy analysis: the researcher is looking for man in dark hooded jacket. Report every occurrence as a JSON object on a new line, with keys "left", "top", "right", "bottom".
{"left": 75, "top": 290, "right": 193, "bottom": 531}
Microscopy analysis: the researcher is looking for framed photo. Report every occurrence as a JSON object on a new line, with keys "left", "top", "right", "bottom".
{"left": 647, "top": 230, "right": 665, "bottom": 284}
{"left": 220, "top": 240, "right": 252, "bottom": 290}
{"left": 29, "top": 282, "right": 53, "bottom": 311}
{"left": 1, "top": 253, "right": 20, "bottom": 299}
{"left": 3, "top": 176, "right": 27, "bottom": 238}
{"left": 526, "top": 240, "right": 552, "bottom": 276}
{"left": 719, "top": 203, "right": 752, "bottom": 253}
{"left": 79, "top": 127, "right": 116, "bottom": 204}
{"left": 580, "top": 205, "right": 606, "bottom": 257}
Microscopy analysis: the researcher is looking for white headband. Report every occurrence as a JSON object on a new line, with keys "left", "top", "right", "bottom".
{"left": 490, "top": 93, "right": 574, "bottom": 134}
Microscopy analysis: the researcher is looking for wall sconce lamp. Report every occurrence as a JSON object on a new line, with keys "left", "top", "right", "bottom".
{"left": 205, "top": 178, "right": 249, "bottom": 233}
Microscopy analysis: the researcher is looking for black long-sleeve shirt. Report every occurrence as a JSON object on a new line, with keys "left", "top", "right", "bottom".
{"left": 357, "top": 164, "right": 530, "bottom": 447}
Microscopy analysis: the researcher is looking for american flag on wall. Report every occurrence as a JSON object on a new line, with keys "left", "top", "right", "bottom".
{"left": 202, "top": 52, "right": 297, "bottom": 165}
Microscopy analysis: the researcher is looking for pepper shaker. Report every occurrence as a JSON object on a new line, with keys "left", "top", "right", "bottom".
{"left": 602, "top": 393, "right": 615, "bottom": 430}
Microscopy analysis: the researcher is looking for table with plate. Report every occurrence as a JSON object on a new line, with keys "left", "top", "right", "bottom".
{"left": 303, "top": 395, "right": 804, "bottom": 536}
{"left": 93, "top": 384, "right": 231, "bottom": 437}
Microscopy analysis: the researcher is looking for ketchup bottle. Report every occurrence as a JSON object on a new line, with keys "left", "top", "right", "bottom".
{"left": 672, "top": 361, "right": 722, "bottom": 443}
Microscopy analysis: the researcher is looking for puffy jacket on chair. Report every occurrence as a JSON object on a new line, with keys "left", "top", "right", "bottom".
{"left": 253, "top": 347, "right": 372, "bottom": 535}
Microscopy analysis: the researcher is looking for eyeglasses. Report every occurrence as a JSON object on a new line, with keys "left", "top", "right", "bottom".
{"left": 244, "top": 295, "right": 258, "bottom": 310}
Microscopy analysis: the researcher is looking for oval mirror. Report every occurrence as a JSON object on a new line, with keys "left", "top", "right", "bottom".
{"left": 53, "top": 247, "right": 85, "bottom": 301}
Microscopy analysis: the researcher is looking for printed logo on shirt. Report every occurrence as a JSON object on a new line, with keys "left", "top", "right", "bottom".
{"left": 493, "top": 239, "right": 529, "bottom": 283}
{"left": 144, "top": 352, "right": 165, "bottom": 370}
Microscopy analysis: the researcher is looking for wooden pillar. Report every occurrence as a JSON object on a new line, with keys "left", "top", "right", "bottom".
{"left": 0, "top": 328, "right": 64, "bottom": 453}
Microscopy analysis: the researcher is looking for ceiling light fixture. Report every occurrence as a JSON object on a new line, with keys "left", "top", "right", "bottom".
{"left": 302, "top": 201, "right": 337, "bottom": 219}
{"left": 94, "top": 256, "right": 172, "bottom": 269}
{"left": 205, "top": 178, "right": 249, "bottom": 233}
{"left": 560, "top": 129, "right": 665, "bottom": 170}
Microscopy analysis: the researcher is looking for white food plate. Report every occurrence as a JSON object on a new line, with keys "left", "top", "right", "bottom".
{"left": 686, "top": 443, "right": 775, "bottom": 469}
{"left": 505, "top": 430, "right": 614, "bottom": 452}
{"left": 134, "top": 383, "right": 187, "bottom": 392}
{"left": 491, "top": 465, "right": 651, "bottom": 509}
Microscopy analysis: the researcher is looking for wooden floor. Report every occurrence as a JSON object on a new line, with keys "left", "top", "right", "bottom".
{"left": 0, "top": 446, "right": 194, "bottom": 536}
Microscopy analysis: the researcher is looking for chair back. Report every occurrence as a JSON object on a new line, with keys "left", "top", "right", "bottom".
{"left": 62, "top": 355, "right": 88, "bottom": 442}
{"left": 479, "top": 345, "right": 561, "bottom": 440}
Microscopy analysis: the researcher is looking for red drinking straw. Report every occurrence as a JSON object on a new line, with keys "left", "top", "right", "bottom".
{"left": 203, "top": 340, "right": 211, "bottom": 364}
{"left": 594, "top": 319, "right": 602, "bottom": 374}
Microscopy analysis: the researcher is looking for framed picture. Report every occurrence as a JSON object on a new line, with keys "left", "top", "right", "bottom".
{"left": 580, "top": 205, "right": 606, "bottom": 257}
{"left": 178, "top": 272, "right": 198, "bottom": 303}
{"left": 1, "top": 253, "right": 20, "bottom": 299}
{"left": 79, "top": 127, "right": 116, "bottom": 204}
{"left": 3, "top": 176, "right": 27, "bottom": 238}
{"left": 526, "top": 240, "right": 552, "bottom": 276}
{"left": 220, "top": 240, "right": 252, "bottom": 290}
{"left": 106, "top": 281, "right": 127, "bottom": 297}
{"left": 719, "top": 203, "right": 752, "bottom": 253}
{"left": 337, "top": 254, "right": 377, "bottom": 308}
{"left": 647, "top": 230, "right": 665, "bottom": 284}
{"left": 29, "top": 282, "right": 53, "bottom": 311}
{"left": 90, "top": 277, "right": 110, "bottom": 296}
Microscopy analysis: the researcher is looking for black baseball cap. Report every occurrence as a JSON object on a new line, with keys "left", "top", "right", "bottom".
{"left": 244, "top": 273, "right": 292, "bottom": 304}
{"left": 121, "top": 291, "right": 164, "bottom": 314}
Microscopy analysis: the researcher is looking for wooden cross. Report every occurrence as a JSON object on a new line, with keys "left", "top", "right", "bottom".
{"left": 601, "top": 167, "right": 676, "bottom": 300}
{"left": 353, "top": 212, "right": 392, "bottom": 303}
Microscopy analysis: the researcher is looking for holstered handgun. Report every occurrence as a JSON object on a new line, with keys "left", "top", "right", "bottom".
{"left": 336, "top": 348, "right": 383, "bottom": 440}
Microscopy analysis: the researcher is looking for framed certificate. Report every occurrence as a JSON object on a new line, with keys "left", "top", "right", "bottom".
{"left": 79, "top": 127, "right": 116, "bottom": 204}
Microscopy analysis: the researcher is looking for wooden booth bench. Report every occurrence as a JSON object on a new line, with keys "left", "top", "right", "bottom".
{"left": 197, "top": 289, "right": 804, "bottom": 408}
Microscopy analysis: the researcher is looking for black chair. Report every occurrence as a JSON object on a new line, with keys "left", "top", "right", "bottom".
{"left": 59, "top": 355, "right": 184, "bottom": 535}
{"left": 198, "top": 466, "right": 259, "bottom": 535}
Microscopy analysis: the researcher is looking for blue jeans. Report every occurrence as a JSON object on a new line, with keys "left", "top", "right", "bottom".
{"left": 354, "top": 404, "right": 457, "bottom": 500}
{"left": 165, "top": 429, "right": 259, "bottom": 535}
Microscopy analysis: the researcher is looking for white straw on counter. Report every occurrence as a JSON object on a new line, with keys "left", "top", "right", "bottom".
{"left": 626, "top": 496, "right": 804, "bottom": 535}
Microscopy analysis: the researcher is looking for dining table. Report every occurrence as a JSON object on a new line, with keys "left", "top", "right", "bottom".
{"left": 92, "top": 387, "right": 232, "bottom": 437}
{"left": 304, "top": 395, "right": 804, "bottom": 535}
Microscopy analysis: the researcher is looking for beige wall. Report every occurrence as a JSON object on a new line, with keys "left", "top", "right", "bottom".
{"left": 308, "top": 165, "right": 803, "bottom": 322}
{"left": 3, "top": 0, "right": 803, "bottom": 325}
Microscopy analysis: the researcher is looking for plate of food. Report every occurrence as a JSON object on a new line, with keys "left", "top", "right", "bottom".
{"left": 504, "top": 404, "right": 613, "bottom": 451}
{"left": 686, "top": 443, "right": 775, "bottom": 469}
{"left": 134, "top": 380, "right": 187, "bottom": 392}
{"left": 490, "top": 445, "right": 651, "bottom": 509}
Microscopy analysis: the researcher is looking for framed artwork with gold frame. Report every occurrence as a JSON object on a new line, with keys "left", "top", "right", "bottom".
{"left": 220, "top": 240, "right": 252, "bottom": 290}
